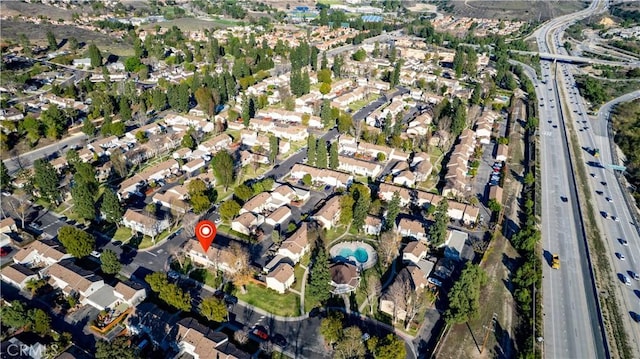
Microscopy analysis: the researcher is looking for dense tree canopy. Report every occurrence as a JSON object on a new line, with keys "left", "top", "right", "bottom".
{"left": 58, "top": 226, "right": 95, "bottom": 258}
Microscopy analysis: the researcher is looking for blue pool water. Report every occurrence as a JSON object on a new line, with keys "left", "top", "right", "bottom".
{"left": 338, "top": 247, "right": 369, "bottom": 263}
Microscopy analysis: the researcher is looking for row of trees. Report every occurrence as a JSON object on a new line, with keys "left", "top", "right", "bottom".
{"left": 320, "top": 312, "right": 406, "bottom": 359}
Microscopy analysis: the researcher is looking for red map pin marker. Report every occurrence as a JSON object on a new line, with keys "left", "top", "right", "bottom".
{"left": 195, "top": 220, "right": 216, "bottom": 252}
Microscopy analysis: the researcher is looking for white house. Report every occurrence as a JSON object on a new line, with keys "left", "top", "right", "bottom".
{"left": 265, "top": 206, "right": 292, "bottom": 227}
{"left": 363, "top": 216, "right": 382, "bottom": 236}
{"left": 231, "top": 212, "right": 260, "bottom": 236}
{"left": 12, "top": 239, "right": 71, "bottom": 267}
{"left": 1, "top": 264, "right": 38, "bottom": 290}
{"left": 313, "top": 196, "right": 342, "bottom": 230}
{"left": 402, "top": 241, "right": 428, "bottom": 264}
{"left": 122, "top": 209, "right": 170, "bottom": 238}
{"left": 397, "top": 218, "right": 427, "bottom": 241}
{"left": 278, "top": 223, "right": 310, "bottom": 264}
{"left": 266, "top": 263, "right": 295, "bottom": 294}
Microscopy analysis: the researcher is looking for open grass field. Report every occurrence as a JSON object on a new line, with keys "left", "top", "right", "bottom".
{"left": 234, "top": 283, "right": 300, "bottom": 317}
{"left": 449, "top": 1, "right": 587, "bottom": 21}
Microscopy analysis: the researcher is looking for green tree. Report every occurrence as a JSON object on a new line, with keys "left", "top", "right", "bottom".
{"left": 351, "top": 184, "right": 371, "bottom": 231}
{"left": 339, "top": 195, "right": 355, "bottom": 225}
{"left": 28, "top": 308, "right": 51, "bottom": 336}
{"left": 319, "top": 82, "right": 331, "bottom": 95}
{"left": 316, "top": 139, "right": 327, "bottom": 169}
{"left": 95, "top": 337, "right": 136, "bottom": 359}
{"left": 317, "top": 68, "right": 332, "bottom": 84}
{"left": 119, "top": 97, "right": 132, "bottom": 121}
{"left": 212, "top": 150, "right": 235, "bottom": 191}
{"left": 22, "top": 115, "right": 42, "bottom": 144}
{"left": 320, "top": 100, "right": 333, "bottom": 128}
{"left": 101, "top": 188, "right": 124, "bottom": 226}
{"left": 33, "top": 159, "right": 60, "bottom": 205}
{"left": 352, "top": 49, "right": 366, "bottom": 61}
{"left": 307, "top": 135, "right": 316, "bottom": 166}
{"left": 41, "top": 105, "right": 67, "bottom": 139}
{"left": 368, "top": 334, "right": 406, "bottom": 359}
{"left": 0, "top": 161, "right": 10, "bottom": 191}
{"left": 320, "top": 312, "right": 343, "bottom": 345}
{"left": 145, "top": 272, "right": 191, "bottom": 311}
{"left": 329, "top": 141, "right": 339, "bottom": 169}
{"left": 190, "top": 193, "right": 211, "bottom": 214}
{"left": 219, "top": 199, "right": 241, "bottom": 220}
{"left": 57, "top": 225, "right": 95, "bottom": 258}
{"left": 82, "top": 119, "right": 97, "bottom": 136}
{"left": 199, "top": 297, "right": 228, "bottom": 322}
{"left": 385, "top": 191, "right": 401, "bottom": 231}
{"left": 71, "top": 181, "right": 96, "bottom": 221}
{"left": 269, "top": 135, "right": 278, "bottom": 164}
{"left": 470, "top": 82, "right": 482, "bottom": 105}
{"left": 1, "top": 301, "right": 29, "bottom": 329}
{"left": 445, "top": 262, "right": 488, "bottom": 324}
{"left": 524, "top": 172, "right": 535, "bottom": 186}
{"left": 428, "top": 200, "right": 448, "bottom": 246}
{"left": 234, "top": 184, "right": 254, "bottom": 203}
{"left": 302, "top": 173, "right": 312, "bottom": 186}
{"left": 100, "top": 249, "right": 121, "bottom": 274}
{"left": 181, "top": 133, "right": 196, "bottom": 150}
{"left": 46, "top": 30, "right": 57, "bottom": 50}
{"left": 308, "top": 244, "right": 331, "bottom": 303}
{"left": 88, "top": 43, "right": 103, "bottom": 68}
{"left": 337, "top": 113, "right": 352, "bottom": 134}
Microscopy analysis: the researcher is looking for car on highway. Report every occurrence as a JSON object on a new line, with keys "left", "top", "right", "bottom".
{"left": 552, "top": 254, "right": 561, "bottom": 269}
{"left": 561, "top": 196, "right": 568, "bottom": 202}
{"left": 595, "top": 190, "right": 603, "bottom": 195}
{"left": 620, "top": 238, "right": 629, "bottom": 246}
{"left": 617, "top": 252, "right": 626, "bottom": 261}
{"left": 606, "top": 197, "right": 613, "bottom": 202}
{"left": 601, "top": 181, "right": 607, "bottom": 186}
{"left": 612, "top": 216, "right": 620, "bottom": 222}
{"left": 630, "top": 271, "right": 640, "bottom": 281}
{"left": 623, "top": 275, "right": 632, "bottom": 286}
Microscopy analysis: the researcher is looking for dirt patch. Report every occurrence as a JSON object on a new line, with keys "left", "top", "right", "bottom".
{"left": 0, "top": 1, "right": 90, "bottom": 21}
{"left": 435, "top": 235, "right": 520, "bottom": 359}
{"left": 449, "top": 1, "right": 587, "bottom": 21}
{"left": 1, "top": 20, "right": 132, "bottom": 56}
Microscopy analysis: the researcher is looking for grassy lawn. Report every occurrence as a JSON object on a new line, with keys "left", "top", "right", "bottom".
{"left": 304, "top": 284, "right": 320, "bottom": 313}
{"left": 234, "top": 283, "right": 300, "bottom": 317}
{"left": 348, "top": 94, "right": 381, "bottom": 112}
{"left": 112, "top": 227, "right": 132, "bottom": 242}
{"left": 318, "top": 0, "right": 343, "bottom": 5}
{"left": 189, "top": 268, "right": 222, "bottom": 289}
{"left": 292, "top": 265, "right": 305, "bottom": 292}
{"left": 324, "top": 226, "right": 348, "bottom": 245}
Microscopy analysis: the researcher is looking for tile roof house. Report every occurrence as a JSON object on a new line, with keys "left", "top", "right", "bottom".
{"left": 402, "top": 241, "right": 428, "bottom": 264}
{"left": 1, "top": 263, "right": 38, "bottom": 290}
{"left": 231, "top": 212, "right": 261, "bottom": 236}
{"left": 13, "top": 239, "right": 71, "bottom": 267}
{"left": 45, "top": 260, "right": 105, "bottom": 305}
{"left": 240, "top": 192, "right": 273, "bottom": 215}
{"left": 290, "top": 164, "right": 353, "bottom": 189}
{"left": 278, "top": 223, "right": 309, "bottom": 264}
{"left": 182, "top": 158, "right": 206, "bottom": 175}
{"left": 114, "top": 281, "right": 147, "bottom": 307}
{"left": 176, "top": 317, "right": 250, "bottom": 359}
{"left": 488, "top": 185, "right": 503, "bottom": 204}
{"left": 364, "top": 216, "right": 382, "bottom": 236}
{"left": 185, "top": 239, "right": 241, "bottom": 274}
{"left": 265, "top": 206, "right": 292, "bottom": 227}
{"left": 338, "top": 156, "right": 381, "bottom": 177}
{"left": 152, "top": 191, "right": 190, "bottom": 214}
{"left": 496, "top": 144, "right": 508, "bottom": 162}
{"left": 378, "top": 183, "right": 411, "bottom": 206}
{"left": 329, "top": 262, "right": 360, "bottom": 295}
{"left": 122, "top": 209, "right": 170, "bottom": 238}
{"left": 198, "top": 134, "right": 232, "bottom": 154}
{"left": 266, "top": 263, "right": 295, "bottom": 294}
{"left": 397, "top": 218, "right": 427, "bottom": 241}
{"left": 393, "top": 170, "right": 416, "bottom": 187}
{"left": 314, "top": 196, "right": 342, "bottom": 230}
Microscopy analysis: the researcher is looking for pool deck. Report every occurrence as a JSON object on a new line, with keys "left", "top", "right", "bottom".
{"left": 329, "top": 241, "right": 377, "bottom": 270}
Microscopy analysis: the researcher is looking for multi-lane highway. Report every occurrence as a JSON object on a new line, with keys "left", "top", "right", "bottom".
{"left": 529, "top": 0, "right": 612, "bottom": 358}
{"left": 528, "top": 0, "right": 640, "bottom": 357}
{"left": 528, "top": 58, "right": 605, "bottom": 358}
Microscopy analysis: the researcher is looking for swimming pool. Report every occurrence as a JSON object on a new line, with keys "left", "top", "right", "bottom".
{"left": 338, "top": 247, "right": 369, "bottom": 263}
{"left": 330, "top": 241, "right": 377, "bottom": 269}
